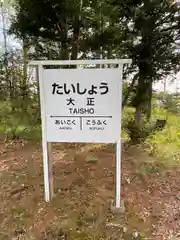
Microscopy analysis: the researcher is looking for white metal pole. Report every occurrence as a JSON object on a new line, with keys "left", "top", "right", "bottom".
{"left": 116, "top": 140, "right": 121, "bottom": 208}
{"left": 115, "top": 64, "right": 123, "bottom": 208}
{"left": 38, "top": 65, "right": 51, "bottom": 202}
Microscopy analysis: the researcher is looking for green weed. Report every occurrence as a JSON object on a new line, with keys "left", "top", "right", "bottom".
{"left": 122, "top": 106, "right": 180, "bottom": 167}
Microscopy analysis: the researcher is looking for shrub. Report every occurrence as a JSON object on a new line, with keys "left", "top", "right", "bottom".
{"left": 0, "top": 100, "right": 41, "bottom": 140}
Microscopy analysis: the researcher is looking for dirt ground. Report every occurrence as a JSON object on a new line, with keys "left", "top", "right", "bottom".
{"left": 0, "top": 141, "right": 180, "bottom": 239}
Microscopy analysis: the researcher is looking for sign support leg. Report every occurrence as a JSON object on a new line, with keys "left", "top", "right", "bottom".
{"left": 115, "top": 140, "right": 121, "bottom": 208}
{"left": 115, "top": 64, "right": 123, "bottom": 209}
{"left": 38, "top": 65, "right": 53, "bottom": 202}
{"left": 47, "top": 142, "right": 54, "bottom": 199}
{"left": 42, "top": 140, "right": 51, "bottom": 202}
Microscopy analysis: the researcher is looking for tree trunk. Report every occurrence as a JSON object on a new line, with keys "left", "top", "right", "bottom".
{"left": 107, "top": 46, "right": 112, "bottom": 68}
{"left": 22, "top": 38, "right": 28, "bottom": 101}
{"left": 147, "top": 80, "right": 152, "bottom": 119}
{"left": 71, "top": 21, "right": 80, "bottom": 61}
{"left": 135, "top": 104, "right": 142, "bottom": 127}
{"left": 135, "top": 79, "right": 152, "bottom": 125}
{"left": 70, "top": 20, "right": 80, "bottom": 69}
{"left": 60, "top": 42, "right": 69, "bottom": 60}
{"left": 134, "top": 64, "right": 149, "bottom": 124}
{"left": 60, "top": 21, "right": 69, "bottom": 61}
{"left": 36, "top": 65, "right": 41, "bottom": 122}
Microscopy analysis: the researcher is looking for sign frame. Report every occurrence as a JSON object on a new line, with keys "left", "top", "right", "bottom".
{"left": 29, "top": 59, "right": 132, "bottom": 209}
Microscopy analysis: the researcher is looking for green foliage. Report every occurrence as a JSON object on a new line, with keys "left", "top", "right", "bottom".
{"left": 126, "top": 118, "right": 155, "bottom": 143}
{"left": 122, "top": 108, "right": 156, "bottom": 142}
{"left": 114, "top": 0, "right": 180, "bottom": 117}
{"left": 10, "top": 0, "right": 122, "bottom": 60}
{"left": 9, "top": 0, "right": 180, "bottom": 122}
{"left": 0, "top": 48, "right": 41, "bottom": 140}
{"left": 122, "top": 82, "right": 136, "bottom": 107}
{"left": 122, "top": 107, "right": 135, "bottom": 140}
{"left": 137, "top": 162, "right": 159, "bottom": 175}
{"left": 145, "top": 107, "right": 180, "bottom": 166}
{"left": 0, "top": 101, "right": 41, "bottom": 140}
{"left": 162, "top": 94, "right": 180, "bottom": 114}
{"left": 85, "top": 156, "right": 97, "bottom": 163}
{"left": 122, "top": 106, "right": 180, "bottom": 167}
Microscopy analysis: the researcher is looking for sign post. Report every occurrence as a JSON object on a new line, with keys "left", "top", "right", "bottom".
{"left": 38, "top": 65, "right": 54, "bottom": 201}
{"left": 29, "top": 59, "right": 132, "bottom": 208}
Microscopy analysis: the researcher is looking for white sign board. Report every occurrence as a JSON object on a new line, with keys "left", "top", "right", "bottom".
{"left": 30, "top": 59, "right": 131, "bottom": 205}
{"left": 41, "top": 68, "right": 122, "bottom": 143}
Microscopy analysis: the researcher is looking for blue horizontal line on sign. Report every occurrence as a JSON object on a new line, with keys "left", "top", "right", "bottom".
{"left": 50, "top": 115, "right": 112, "bottom": 118}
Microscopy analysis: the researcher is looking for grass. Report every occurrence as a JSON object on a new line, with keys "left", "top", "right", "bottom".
{"left": 121, "top": 105, "right": 180, "bottom": 168}
{"left": 145, "top": 107, "right": 180, "bottom": 167}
